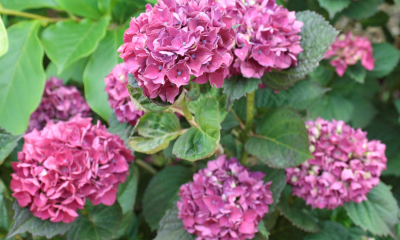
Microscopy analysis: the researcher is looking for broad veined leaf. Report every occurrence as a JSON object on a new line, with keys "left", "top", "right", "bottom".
{"left": 0, "top": 128, "right": 22, "bottom": 165}
{"left": 0, "top": 180, "right": 13, "bottom": 238}
{"left": 55, "top": 0, "right": 102, "bottom": 19}
{"left": 154, "top": 205, "right": 196, "bottom": 240}
{"left": 7, "top": 202, "right": 75, "bottom": 239}
{"left": 188, "top": 87, "right": 229, "bottom": 121}
{"left": 117, "top": 164, "right": 139, "bottom": 215}
{"left": 0, "top": 0, "right": 61, "bottom": 10}
{"left": 308, "top": 62, "right": 334, "bottom": 86}
{"left": 143, "top": 166, "right": 193, "bottom": 230}
{"left": 0, "top": 16, "right": 7, "bottom": 58}
{"left": 395, "top": 99, "right": 400, "bottom": 122}
{"left": 269, "top": 217, "right": 310, "bottom": 240}
{"left": 281, "top": 79, "right": 327, "bottom": 110}
{"left": 173, "top": 98, "right": 221, "bottom": 161}
{"left": 350, "top": 96, "right": 377, "bottom": 128}
{"left": 84, "top": 28, "right": 124, "bottom": 121}
{"left": 107, "top": 113, "right": 133, "bottom": 146}
{"left": 0, "top": 20, "right": 45, "bottom": 135}
{"left": 245, "top": 108, "right": 312, "bottom": 168}
{"left": 46, "top": 57, "right": 89, "bottom": 84}
{"left": 344, "top": 183, "right": 399, "bottom": 238}
{"left": 222, "top": 76, "right": 261, "bottom": 102}
{"left": 345, "top": 62, "right": 367, "bottom": 84}
{"left": 130, "top": 112, "right": 182, "bottom": 154}
{"left": 112, "top": 0, "right": 146, "bottom": 24}
{"left": 309, "top": 94, "right": 354, "bottom": 122}
{"left": 127, "top": 83, "right": 169, "bottom": 112}
{"left": 41, "top": 17, "right": 109, "bottom": 74}
{"left": 261, "top": 11, "right": 338, "bottom": 90}
{"left": 368, "top": 43, "right": 400, "bottom": 79}
{"left": 276, "top": 186, "right": 321, "bottom": 233}
{"left": 317, "top": 0, "right": 351, "bottom": 18}
{"left": 66, "top": 202, "right": 122, "bottom": 240}
{"left": 343, "top": 0, "right": 383, "bottom": 19}
{"left": 305, "top": 221, "right": 351, "bottom": 240}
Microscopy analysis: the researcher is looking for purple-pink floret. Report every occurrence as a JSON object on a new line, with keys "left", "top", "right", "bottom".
{"left": 118, "top": 0, "right": 235, "bottom": 103}
{"left": 11, "top": 117, "right": 134, "bottom": 223}
{"left": 177, "top": 155, "right": 273, "bottom": 240}
{"left": 104, "top": 63, "right": 144, "bottom": 126}
{"left": 28, "top": 77, "right": 91, "bottom": 132}
{"left": 218, "top": 0, "right": 303, "bottom": 79}
{"left": 286, "top": 118, "right": 387, "bottom": 210}
{"left": 324, "top": 32, "right": 375, "bottom": 77}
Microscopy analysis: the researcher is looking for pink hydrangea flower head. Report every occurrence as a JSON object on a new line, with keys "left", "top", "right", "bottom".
{"left": 324, "top": 32, "right": 375, "bottom": 77}
{"left": 177, "top": 155, "right": 273, "bottom": 240}
{"left": 105, "top": 63, "right": 144, "bottom": 125}
{"left": 28, "top": 77, "right": 91, "bottom": 132}
{"left": 11, "top": 117, "right": 134, "bottom": 223}
{"left": 118, "top": 0, "right": 235, "bottom": 104}
{"left": 218, "top": 0, "right": 303, "bottom": 79}
{"left": 286, "top": 118, "right": 387, "bottom": 210}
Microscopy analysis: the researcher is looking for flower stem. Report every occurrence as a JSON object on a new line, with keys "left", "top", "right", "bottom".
{"left": 240, "top": 90, "right": 255, "bottom": 164}
{"left": 180, "top": 97, "right": 193, "bottom": 121}
{"left": 135, "top": 159, "right": 157, "bottom": 175}
{"left": 0, "top": 7, "right": 69, "bottom": 23}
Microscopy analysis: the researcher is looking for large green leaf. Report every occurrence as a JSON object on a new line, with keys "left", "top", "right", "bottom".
{"left": 245, "top": 108, "right": 312, "bottom": 168}
{"left": 112, "top": 0, "right": 146, "bottom": 24}
{"left": 41, "top": 18, "right": 109, "bottom": 74}
{"left": 0, "top": 181, "right": 13, "bottom": 238}
{"left": 305, "top": 221, "right": 351, "bottom": 240}
{"left": 309, "top": 94, "right": 354, "bottom": 122}
{"left": 7, "top": 202, "right": 75, "bottom": 238}
{"left": 173, "top": 98, "right": 221, "bottom": 161}
{"left": 0, "top": 128, "right": 22, "bottom": 164}
{"left": 143, "top": 166, "right": 193, "bottom": 231}
{"left": 107, "top": 113, "right": 133, "bottom": 146}
{"left": 222, "top": 76, "right": 261, "bottom": 102}
{"left": 55, "top": 0, "right": 102, "bottom": 19}
{"left": 368, "top": 43, "right": 400, "bottom": 79}
{"left": 130, "top": 112, "right": 182, "bottom": 154}
{"left": 317, "top": 0, "right": 351, "bottom": 18}
{"left": 343, "top": 0, "right": 383, "bottom": 19}
{"left": 0, "top": 20, "right": 45, "bottom": 135}
{"left": 0, "top": 16, "right": 7, "bottom": 58}
{"left": 188, "top": 87, "right": 229, "bottom": 121}
{"left": 154, "top": 205, "right": 196, "bottom": 240}
{"left": 46, "top": 57, "right": 89, "bottom": 84}
{"left": 345, "top": 62, "right": 367, "bottom": 84}
{"left": 0, "top": 0, "right": 61, "bottom": 10}
{"left": 66, "top": 202, "right": 122, "bottom": 240}
{"left": 126, "top": 84, "right": 169, "bottom": 113}
{"left": 261, "top": 11, "right": 338, "bottom": 90}
{"left": 84, "top": 28, "right": 124, "bottom": 121}
{"left": 117, "top": 164, "right": 139, "bottom": 215}
{"left": 344, "top": 183, "right": 399, "bottom": 238}
{"left": 308, "top": 62, "right": 334, "bottom": 86}
{"left": 276, "top": 186, "right": 321, "bottom": 233}
{"left": 269, "top": 216, "right": 309, "bottom": 240}
{"left": 281, "top": 79, "right": 326, "bottom": 110}
{"left": 350, "top": 97, "right": 377, "bottom": 128}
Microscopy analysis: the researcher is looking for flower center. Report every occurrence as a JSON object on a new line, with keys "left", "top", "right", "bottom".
{"left": 182, "top": 42, "right": 186, "bottom": 46}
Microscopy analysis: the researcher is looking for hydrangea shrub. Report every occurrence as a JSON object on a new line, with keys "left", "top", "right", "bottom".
{"left": 0, "top": 0, "right": 400, "bottom": 239}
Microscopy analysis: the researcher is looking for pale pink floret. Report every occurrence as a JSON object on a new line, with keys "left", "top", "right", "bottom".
{"left": 104, "top": 63, "right": 144, "bottom": 126}
{"left": 28, "top": 77, "right": 91, "bottom": 132}
{"left": 11, "top": 117, "right": 134, "bottom": 223}
{"left": 218, "top": 0, "right": 303, "bottom": 79}
{"left": 324, "top": 32, "right": 375, "bottom": 77}
{"left": 177, "top": 155, "right": 273, "bottom": 240}
{"left": 286, "top": 118, "right": 387, "bottom": 210}
{"left": 118, "top": 0, "right": 235, "bottom": 104}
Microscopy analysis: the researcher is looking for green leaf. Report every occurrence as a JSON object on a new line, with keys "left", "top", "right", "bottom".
{"left": 344, "top": 183, "right": 399, "bottom": 238}
{"left": 130, "top": 112, "right": 182, "bottom": 154}
{"left": 343, "top": 0, "right": 383, "bottom": 19}
{"left": 368, "top": 43, "right": 400, "bottom": 79}
{"left": 317, "top": 0, "right": 351, "bottom": 18}
{"left": 46, "top": 57, "right": 89, "bottom": 84}
{"left": 0, "top": 0, "right": 61, "bottom": 10}
{"left": 107, "top": 113, "right": 133, "bottom": 146}
{"left": 309, "top": 94, "right": 354, "bottom": 122}
{"left": 395, "top": 99, "right": 400, "bottom": 122}
{"left": 7, "top": 201, "right": 75, "bottom": 238}
{"left": 67, "top": 202, "right": 122, "bottom": 240}
{"left": 188, "top": 87, "right": 229, "bottom": 121}
{"left": 305, "top": 221, "right": 350, "bottom": 240}
{"left": 261, "top": 11, "right": 338, "bottom": 90}
{"left": 143, "top": 166, "right": 193, "bottom": 230}
{"left": 250, "top": 166, "right": 286, "bottom": 211}
{"left": 222, "top": 76, "right": 261, "bottom": 102}
{"left": 350, "top": 97, "right": 377, "bottom": 128}
{"left": 154, "top": 205, "right": 196, "bottom": 240}
{"left": 115, "top": 211, "right": 134, "bottom": 239}
{"left": 112, "top": 0, "right": 146, "bottom": 24}
{"left": 0, "top": 16, "right": 7, "bottom": 58}
{"left": 221, "top": 111, "right": 239, "bottom": 130}
{"left": 127, "top": 84, "right": 169, "bottom": 112}
{"left": 308, "top": 62, "right": 334, "bottom": 86}
{"left": 173, "top": 98, "right": 221, "bottom": 161}
{"left": 245, "top": 108, "right": 312, "bottom": 168}
{"left": 55, "top": 0, "right": 102, "bottom": 19}
{"left": 0, "top": 180, "right": 13, "bottom": 237}
{"left": 361, "top": 11, "right": 390, "bottom": 28}
{"left": 0, "top": 128, "right": 22, "bottom": 164}
{"left": 117, "top": 164, "right": 139, "bottom": 215}
{"left": 257, "top": 221, "right": 269, "bottom": 239}
{"left": 269, "top": 217, "right": 309, "bottom": 240}
{"left": 345, "top": 62, "right": 367, "bottom": 84}
{"left": 276, "top": 186, "right": 321, "bottom": 233}
{"left": 83, "top": 28, "right": 124, "bottom": 121}
{"left": 282, "top": 79, "right": 327, "bottom": 110}
{"left": 0, "top": 20, "right": 45, "bottom": 135}
{"left": 41, "top": 18, "right": 109, "bottom": 74}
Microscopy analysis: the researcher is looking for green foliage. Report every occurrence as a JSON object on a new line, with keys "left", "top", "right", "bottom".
{"left": 222, "top": 76, "right": 261, "bottom": 103}
{"left": 0, "top": 20, "right": 45, "bottom": 135}
{"left": 154, "top": 205, "right": 196, "bottom": 240}
{"left": 55, "top": 0, "right": 103, "bottom": 20}
{"left": 305, "top": 221, "right": 351, "bottom": 240}
{"left": 127, "top": 84, "right": 169, "bottom": 112}
{"left": 117, "top": 164, "right": 139, "bottom": 215}
{"left": 368, "top": 43, "right": 400, "bottom": 79}
{"left": 317, "top": 0, "right": 351, "bottom": 18}
{"left": 0, "top": 0, "right": 61, "bottom": 10}
{"left": 0, "top": 16, "right": 7, "bottom": 58}
{"left": 342, "top": 0, "right": 383, "bottom": 19}
{"left": 345, "top": 62, "right": 367, "bottom": 84}
{"left": 0, "top": 128, "right": 22, "bottom": 165}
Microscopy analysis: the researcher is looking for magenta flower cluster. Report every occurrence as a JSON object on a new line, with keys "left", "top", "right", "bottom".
{"left": 286, "top": 118, "right": 387, "bottom": 210}
{"left": 324, "top": 32, "right": 375, "bottom": 77}
{"left": 118, "top": 0, "right": 235, "bottom": 103}
{"left": 105, "top": 63, "right": 144, "bottom": 126}
{"left": 11, "top": 117, "right": 134, "bottom": 223}
{"left": 28, "top": 77, "right": 91, "bottom": 132}
{"left": 177, "top": 155, "right": 273, "bottom": 240}
{"left": 219, "top": 0, "right": 303, "bottom": 79}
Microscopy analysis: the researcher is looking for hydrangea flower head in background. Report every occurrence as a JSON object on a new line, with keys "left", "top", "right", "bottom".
{"left": 286, "top": 118, "right": 387, "bottom": 210}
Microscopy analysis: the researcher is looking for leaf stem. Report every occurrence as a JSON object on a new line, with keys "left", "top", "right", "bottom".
{"left": 135, "top": 159, "right": 157, "bottom": 175}
{"left": 180, "top": 97, "right": 193, "bottom": 121}
{"left": 240, "top": 90, "right": 256, "bottom": 164}
{"left": 0, "top": 8, "right": 69, "bottom": 23}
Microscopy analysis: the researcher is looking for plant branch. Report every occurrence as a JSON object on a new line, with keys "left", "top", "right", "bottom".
{"left": 231, "top": 109, "right": 245, "bottom": 130}
{"left": 179, "top": 97, "right": 200, "bottom": 128}
{"left": 135, "top": 159, "right": 157, "bottom": 175}
{"left": 240, "top": 91, "right": 256, "bottom": 164}
{"left": 0, "top": 8, "right": 69, "bottom": 23}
